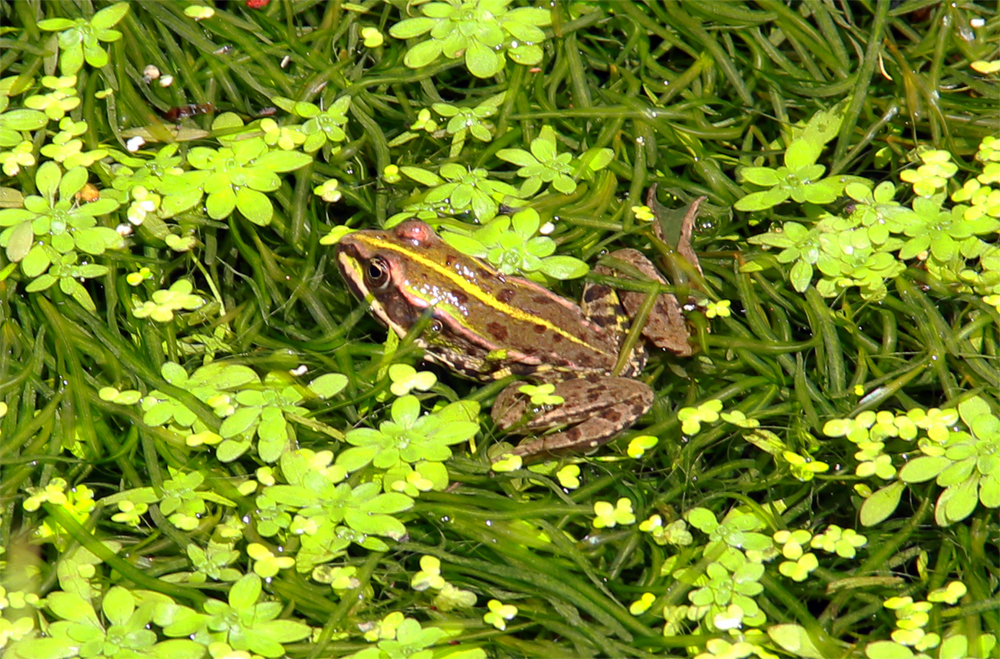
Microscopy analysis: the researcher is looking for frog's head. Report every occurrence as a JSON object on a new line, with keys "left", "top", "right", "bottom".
{"left": 336, "top": 220, "right": 517, "bottom": 378}
{"left": 335, "top": 221, "right": 441, "bottom": 337}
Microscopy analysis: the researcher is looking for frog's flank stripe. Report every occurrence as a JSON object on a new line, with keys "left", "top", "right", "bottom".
{"left": 357, "top": 234, "right": 598, "bottom": 352}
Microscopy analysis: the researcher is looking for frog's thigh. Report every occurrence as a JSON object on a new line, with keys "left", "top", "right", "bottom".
{"left": 493, "top": 377, "right": 654, "bottom": 458}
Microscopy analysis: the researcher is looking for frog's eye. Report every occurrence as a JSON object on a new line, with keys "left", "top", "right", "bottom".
{"left": 429, "top": 319, "right": 443, "bottom": 332}
{"left": 365, "top": 256, "right": 391, "bottom": 289}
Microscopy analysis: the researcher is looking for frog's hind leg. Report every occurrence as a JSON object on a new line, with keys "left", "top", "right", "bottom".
{"left": 597, "top": 248, "right": 695, "bottom": 357}
{"left": 492, "top": 376, "right": 653, "bottom": 462}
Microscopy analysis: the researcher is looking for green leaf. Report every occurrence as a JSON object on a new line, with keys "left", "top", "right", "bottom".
{"left": 242, "top": 167, "right": 281, "bottom": 192}
{"left": 552, "top": 174, "right": 576, "bottom": 194}
{"left": 503, "top": 15, "right": 548, "bottom": 42}
{"left": 450, "top": 182, "right": 473, "bottom": 210}
{"left": 217, "top": 438, "right": 251, "bottom": 462}
{"left": 63, "top": 277, "right": 97, "bottom": 311}
{"left": 61, "top": 44, "right": 85, "bottom": 75}
{"left": 4, "top": 221, "right": 33, "bottom": 262}
{"left": 465, "top": 39, "right": 502, "bottom": 78}
{"left": 685, "top": 507, "right": 717, "bottom": 531}
{"left": 196, "top": 363, "right": 259, "bottom": 389}
{"left": 389, "top": 17, "right": 437, "bottom": 39}
{"left": 186, "top": 147, "right": 216, "bottom": 170}
{"left": 508, "top": 43, "right": 543, "bottom": 66}
{"left": 362, "top": 491, "right": 414, "bottom": 515}
{"left": 860, "top": 480, "right": 905, "bottom": 527}
{"left": 77, "top": 197, "right": 120, "bottom": 217}
{"left": 3, "top": 108, "right": 49, "bottom": 131}
{"left": 74, "top": 227, "right": 122, "bottom": 255}
{"left": 937, "top": 636, "right": 969, "bottom": 659}
{"left": 254, "top": 618, "right": 311, "bottom": 643}
{"left": 735, "top": 188, "right": 789, "bottom": 211}
{"left": 101, "top": 586, "right": 135, "bottom": 626}
{"left": 496, "top": 148, "right": 538, "bottom": 168}
{"left": 980, "top": 473, "right": 1000, "bottom": 508}
{"left": 37, "top": 18, "right": 78, "bottom": 31}
{"left": 470, "top": 188, "right": 498, "bottom": 221}
{"left": 399, "top": 166, "right": 443, "bottom": 186}
{"left": 801, "top": 100, "right": 847, "bottom": 145}
{"left": 91, "top": 3, "right": 130, "bottom": 29}
{"left": 789, "top": 260, "right": 813, "bottom": 292}
{"left": 580, "top": 147, "right": 613, "bottom": 172}
{"left": 83, "top": 40, "right": 109, "bottom": 68}
{"left": 864, "top": 640, "right": 915, "bottom": 659}
{"left": 800, "top": 179, "right": 840, "bottom": 205}
{"left": 0, "top": 208, "right": 34, "bottom": 227}
{"left": 257, "top": 408, "right": 288, "bottom": 463}
{"left": 958, "top": 396, "right": 990, "bottom": 427}
{"left": 160, "top": 189, "right": 202, "bottom": 218}
{"left": 505, "top": 6, "right": 552, "bottom": 27}
{"left": 309, "top": 373, "right": 348, "bottom": 398}
{"left": 206, "top": 188, "right": 237, "bottom": 220}
{"left": 254, "top": 150, "right": 312, "bottom": 173}
{"left": 36, "top": 161, "right": 62, "bottom": 201}
{"left": 442, "top": 232, "right": 488, "bottom": 258}
{"left": 741, "top": 166, "right": 780, "bottom": 187}
{"left": 403, "top": 39, "right": 443, "bottom": 69}
{"left": 784, "top": 139, "right": 821, "bottom": 169}
{"left": 229, "top": 573, "right": 262, "bottom": 611}
{"left": 47, "top": 591, "right": 98, "bottom": 625}
{"left": 538, "top": 255, "right": 589, "bottom": 280}
{"left": 97, "top": 28, "right": 123, "bottom": 43}
{"left": 219, "top": 407, "right": 261, "bottom": 438}
{"left": 845, "top": 181, "right": 874, "bottom": 202}
{"left": 937, "top": 457, "right": 976, "bottom": 487}
{"left": 344, "top": 506, "right": 407, "bottom": 538}
{"left": 6, "top": 636, "right": 82, "bottom": 659}
{"left": 899, "top": 235, "right": 931, "bottom": 260}
{"left": 235, "top": 389, "right": 267, "bottom": 406}
{"left": 439, "top": 163, "right": 467, "bottom": 180}
{"left": 151, "top": 640, "right": 208, "bottom": 659}
{"left": 899, "top": 455, "right": 950, "bottom": 483}
{"left": 532, "top": 126, "right": 559, "bottom": 160}
{"left": 937, "top": 477, "right": 979, "bottom": 526}
{"left": 21, "top": 244, "right": 51, "bottom": 277}
{"left": 337, "top": 444, "right": 380, "bottom": 472}
{"left": 236, "top": 187, "right": 273, "bottom": 226}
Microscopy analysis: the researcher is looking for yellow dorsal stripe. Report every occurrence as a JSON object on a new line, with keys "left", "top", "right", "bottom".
{"left": 359, "top": 234, "right": 596, "bottom": 351}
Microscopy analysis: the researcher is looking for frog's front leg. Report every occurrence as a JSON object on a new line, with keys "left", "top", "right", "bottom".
{"left": 491, "top": 376, "right": 654, "bottom": 461}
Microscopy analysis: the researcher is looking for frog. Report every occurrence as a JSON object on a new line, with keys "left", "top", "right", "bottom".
{"left": 334, "top": 208, "right": 698, "bottom": 462}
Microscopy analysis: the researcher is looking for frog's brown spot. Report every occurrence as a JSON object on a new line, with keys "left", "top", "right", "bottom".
{"left": 589, "top": 314, "right": 615, "bottom": 328}
{"left": 511, "top": 362, "right": 538, "bottom": 376}
{"left": 552, "top": 334, "right": 563, "bottom": 343}
{"left": 496, "top": 288, "right": 516, "bottom": 304}
{"left": 486, "top": 321, "right": 508, "bottom": 341}
{"left": 532, "top": 294, "right": 552, "bottom": 305}
{"left": 586, "top": 390, "right": 602, "bottom": 402}
{"left": 583, "top": 285, "right": 610, "bottom": 303}
{"left": 477, "top": 268, "right": 493, "bottom": 281}
{"left": 451, "top": 289, "right": 469, "bottom": 305}
{"left": 533, "top": 324, "right": 547, "bottom": 334}
{"left": 605, "top": 410, "right": 622, "bottom": 423}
